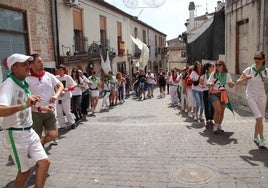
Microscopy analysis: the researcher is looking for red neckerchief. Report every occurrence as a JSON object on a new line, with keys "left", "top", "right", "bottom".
{"left": 172, "top": 74, "right": 177, "bottom": 82}
{"left": 30, "top": 69, "right": 45, "bottom": 81}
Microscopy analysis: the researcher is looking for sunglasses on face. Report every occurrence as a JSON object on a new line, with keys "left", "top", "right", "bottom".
{"left": 254, "top": 57, "right": 263, "bottom": 60}
{"left": 215, "top": 64, "right": 222, "bottom": 67}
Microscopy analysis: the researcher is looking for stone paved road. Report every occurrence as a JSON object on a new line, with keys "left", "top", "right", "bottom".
{"left": 1, "top": 90, "right": 268, "bottom": 188}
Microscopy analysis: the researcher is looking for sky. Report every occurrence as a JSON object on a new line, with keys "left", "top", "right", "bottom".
{"left": 105, "top": 0, "right": 222, "bottom": 40}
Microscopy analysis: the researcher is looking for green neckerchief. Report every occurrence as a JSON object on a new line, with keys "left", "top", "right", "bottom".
{"left": 215, "top": 72, "right": 226, "bottom": 85}
{"left": 7, "top": 72, "right": 31, "bottom": 96}
{"left": 206, "top": 72, "right": 210, "bottom": 80}
{"left": 105, "top": 80, "right": 110, "bottom": 89}
{"left": 90, "top": 76, "right": 98, "bottom": 84}
{"left": 251, "top": 65, "right": 266, "bottom": 79}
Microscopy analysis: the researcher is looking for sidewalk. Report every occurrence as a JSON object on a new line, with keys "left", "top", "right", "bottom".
{"left": 1, "top": 89, "right": 268, "bottom": 188}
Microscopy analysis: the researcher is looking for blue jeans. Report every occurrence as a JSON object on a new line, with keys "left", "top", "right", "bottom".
{"left": 192, "top": 89, "right": 204, "bottom": 116}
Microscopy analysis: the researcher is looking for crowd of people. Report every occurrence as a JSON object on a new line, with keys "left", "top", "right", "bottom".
{"left": 0, "top": 51, "right": 267, "bottom": 187}
{"left": 164, "top": 51, "right": 267, "bottom": 152}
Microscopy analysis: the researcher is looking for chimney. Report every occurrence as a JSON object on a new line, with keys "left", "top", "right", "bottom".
{"left": 188, "top": 2, "right": 195, "bottom": 31}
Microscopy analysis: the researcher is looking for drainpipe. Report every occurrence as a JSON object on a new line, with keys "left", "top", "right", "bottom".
{"left": 51, "top": 0, "right": 60, "bottom": 67}
{"left": 259, "top": 0, "right": 265, "bottom": 51}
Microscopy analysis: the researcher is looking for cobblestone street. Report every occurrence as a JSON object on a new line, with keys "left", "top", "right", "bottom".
{"left": 1, "top": 90, "right": 268, "bottom": 188}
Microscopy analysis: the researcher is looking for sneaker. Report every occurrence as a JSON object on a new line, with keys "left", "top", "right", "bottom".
{"left": 188, "top": 112, "right": 192, "bottom": 118}
{"left": 218, "top": 125, "right": 224, "bottom": 133}
{"left": 259, "top": 138, "right": 266, "bottom": 149}
{"left": 212, "top": 124, "right": 219, "bottom": 134}
{"left": 205, "top": 122, "right": 211, "bottom": 129}
{"left": 254, "top": 137, "right": 260, "bottom": 146}
{"left": 82, "top": 117, "right": 88, "bottom": 121}
{"left": 71, "top": 123, "right": 76, "bottom": 129}
{"left": 53, "top": 138, "right": 59, "bottom": 145}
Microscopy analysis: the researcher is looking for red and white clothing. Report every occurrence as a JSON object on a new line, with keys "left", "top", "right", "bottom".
{"left": 169, "top": 74, "right": 180, "bottom": 105}
{"left": 27, "top": 72, "right": 60, "bottom": 109}
{"left": 56, "top": 74, "right": 76, "bottom": 128}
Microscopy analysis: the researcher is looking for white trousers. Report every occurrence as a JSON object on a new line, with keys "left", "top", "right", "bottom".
{"left": 56, "top": 99, "right": 75, "bottom": 127}
{"left": 102, "top": 91, "right": 111, "bottom": 107}
{"left": 170, "top": 86, "right": 178, "bottom": 105}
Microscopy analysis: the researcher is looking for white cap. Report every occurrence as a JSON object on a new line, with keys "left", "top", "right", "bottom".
{"left": 7, "top": 53, "right": 34, "bottom": 70}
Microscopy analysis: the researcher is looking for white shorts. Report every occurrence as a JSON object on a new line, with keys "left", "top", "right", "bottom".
{"left": 2, "top": 128, "right": 48, "bottom": 172}
{"left": 246, "top": 95, "right": 266, "bottom": 119}
{"left": 91, "top": 90, "right": 99, "bottom": 97}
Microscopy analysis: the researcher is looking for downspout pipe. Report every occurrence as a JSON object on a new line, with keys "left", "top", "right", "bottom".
{"left": 51, "top": 0, "right": 60, "bottom": 67}
{"left": 259, "top": 0, "right": 265, "bottom": 51}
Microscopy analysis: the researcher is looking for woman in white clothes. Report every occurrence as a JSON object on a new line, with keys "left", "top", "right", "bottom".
{"left": 178, "top": 69, "right": 186, "bottom": 111}
{"left": 207, "top": 60, "right": 235, "bottom": 134}
{"left": 70, "top": 68, "right": 83, "bottom": 122}
{"left": 146, "top": 70, "right": 155, "bottom": 98}
{"left": 185, "top": 66, "right": 196, "bottom": 118}
{"left": 78, "top": 70, "right": 91, "bottom": 121}
{"left": 236, "top": 51, "right": 268, "bottom": 148}
{"left": 101, "top": 74, "right": 111, "bottom": 109}
{"left": 88, "top": 71, "right": 101, "bottom": 112}
{"left": 169, "top": 69, "right": 180, "bottom": 106}
{"left": 190, "top": 61, "right": 204, "bottom": 122}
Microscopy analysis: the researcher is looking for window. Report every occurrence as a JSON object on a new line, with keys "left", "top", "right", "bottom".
{"left": 134, "top": 27, "right": 139, "bottom": 56}
{"left": 100, "top": 15, "right": 107, "bottom": 49}
{"left": 134, "top": 27, "right": 138, "bottom": 38}
{"left": 117, "top": 61, "right": 126, "bottom": 73}
{"left": 117, "top": 22, "right": 122, "bottom": 55}
{"left": 181, "top": 51, "right": 187, "bottom": 58}
{"left": 73, "top": 8, "right": 85, "bottom": 53}
{"left": 154, "top": 35, "right": 158, "bottom": 56}
{"left": 0, "top": 8, "right": 29, "bottom": 66}
{"left": 142, "top": 30, "right": 146, "bottom": 43}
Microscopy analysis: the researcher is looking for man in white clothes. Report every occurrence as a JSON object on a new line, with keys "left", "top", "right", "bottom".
{"left": 0, "top": 53, "right": 50, "bottom": 187}
{"left": 56, "top": 65, "right": 76, "bottom": 129}
{"left": 27, "top": 53, "right": 64, "bottom": 147}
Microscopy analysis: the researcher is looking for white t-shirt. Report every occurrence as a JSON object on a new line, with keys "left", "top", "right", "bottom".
{"left": 243, "top": 66, "right": 268, "bottom": 97}
{"left": 146, "top": 73, "right": 155, "bottom": 84}
{"left": 81, "top": 75, "right": 90, "bottom": 92}
{"left": 169, "top": 74, "right": 180, "bottom": 86}
{"left": 88, "top": 76, "right": 100, "bottom": 90}
{"left": 72, "top": 77, "right": 83, "bottom": 96}
{"left": 200, "top": 72, "right": 210, "bottom": 91}
{"left": 0, "top": 78, "right": 32, "bottom": 129}
{"left": 190, "top": 71, "right": 203, "bottom": 91}
{"left": 56, "top": 74, "right": 75, "bottom": 100}
{"left": 103, "top": 80, "right": 111, "bottom": 91}
{"left": 208, "top": 72, "right": 232, "bottom": 91}
{"left": 27, "top": 72, "right": 60, "bottom": 107}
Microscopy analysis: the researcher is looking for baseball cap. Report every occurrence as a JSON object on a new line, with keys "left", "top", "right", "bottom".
{"left": 7, "top": 53, "right": 34, "bottom": 70}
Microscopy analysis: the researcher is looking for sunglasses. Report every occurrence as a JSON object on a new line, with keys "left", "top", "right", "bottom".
{"left": 215, "top": 64, "right": 222, "bottom": 67}
{"left": 254, "top": 57, "right": 263, "bottom": 60}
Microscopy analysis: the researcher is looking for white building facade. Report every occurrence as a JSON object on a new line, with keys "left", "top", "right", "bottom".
{"left": 58, "top": 0, "right": 166, "bottom": 77}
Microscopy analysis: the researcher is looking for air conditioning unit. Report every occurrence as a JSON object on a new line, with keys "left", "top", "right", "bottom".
{"left": 72, "top": 0, "right": 79, "bottom": 6}
{"left": 64, "top": 0, "right": 79, "bottom": 7}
